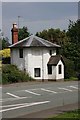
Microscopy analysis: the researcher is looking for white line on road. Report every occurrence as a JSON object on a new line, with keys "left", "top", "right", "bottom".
{"left": 6, "top": 93, "right": 20, "bottom": 98}
{"left": 25, "top": 90, "right": 41, "bottom": 96}
{"left": 41, "top": 88, "right": 57, "bottom": 94}
{"left": 0, "top": 103, "right": 29, "bottom": 108}
{"left": 69, "top": 86, "right": 78, "bottom": 89}
{"left": 0, "top": 96, "right": 31, "bottom": 103}
{"left": 0, "top": 101, "right": 50, "bottom": 113}
{"left": 58, "top": 88, "right": 73, "bottom": 92}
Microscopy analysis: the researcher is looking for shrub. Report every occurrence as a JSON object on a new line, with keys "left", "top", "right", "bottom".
{"left": 0, "top": 48, "right": 10, "bottom": 58}
{"left": 2, "top": 57, "right": 10, "bottom": 64}
{"left": 2, "top": 64, "right": 34, "bottom": 84}
{"left": 63, "top": 57, "right": 76, "bottom": 79}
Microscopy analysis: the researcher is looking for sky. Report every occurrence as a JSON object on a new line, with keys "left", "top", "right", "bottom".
{"left": 1, "top": 1, "right": 78, "bottom": 43}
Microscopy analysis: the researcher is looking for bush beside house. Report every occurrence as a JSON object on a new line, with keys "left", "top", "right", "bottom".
{"left": 2, "top": 64, "right": 34, "bottom": 84}
{"left": 63, "top": 57, "right": 76, "bottom": 79}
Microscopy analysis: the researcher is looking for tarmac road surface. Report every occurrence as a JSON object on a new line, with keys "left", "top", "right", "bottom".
{"left": 1, "top": 81, "right": 79, "bottom": 119}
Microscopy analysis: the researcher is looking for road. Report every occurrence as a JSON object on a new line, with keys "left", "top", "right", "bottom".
{"left": 1, "top": 81, "right": 79, "bottom": 119}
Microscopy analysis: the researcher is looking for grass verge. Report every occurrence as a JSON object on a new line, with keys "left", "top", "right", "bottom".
{"left": 64, "top": 77, "right": 78, "bottom": 81}
{"left": 47, "top": 109, "right": 80, "bottom": 120}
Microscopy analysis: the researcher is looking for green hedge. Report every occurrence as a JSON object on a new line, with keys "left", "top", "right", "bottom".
{"left": 63, "top": 57, "right": 77, "bottom": 79}
{"left": 2, "top": 64, "right": 34, "bottom": 84}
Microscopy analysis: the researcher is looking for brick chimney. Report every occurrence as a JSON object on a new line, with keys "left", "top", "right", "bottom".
{"left": 11, "top": 23, "right": 18, "bottom": 44}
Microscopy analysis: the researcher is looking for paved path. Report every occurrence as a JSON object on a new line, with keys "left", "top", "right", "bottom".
{"left": 1, "top": 81, "right": 79, "bottom": 119}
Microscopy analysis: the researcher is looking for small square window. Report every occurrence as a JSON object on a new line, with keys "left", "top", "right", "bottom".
{"left": 48, "top": 65, "right": 52, "bottom": 74}
{"left": 34, "top": 68, "right": 40, "bottom": 77}
{"left": 58, "top": 65, "right": 62, "bottom": 74}
{"left": 49, "top": 50, "right": 52, "bottom": 56}
{"left": 19, "top": 49, "right": 23, "bottom": 58}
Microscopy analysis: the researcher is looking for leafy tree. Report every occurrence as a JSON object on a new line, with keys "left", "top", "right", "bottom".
{"left": 0, "top": 38, "right": 2, "bottom": 50}
{"left": 66, "top": 20, "right": 80, "bottom": 72}
{"left": 36, "top": 21, "right": 80, "bottom": 78}
{"left": 67, "top": 19, "right": 80, "bottom": 44}
{"left": 36, "top": 28, "right": 68, "bottom": 46}
{"left": 18, "top": 26, "right": 30, "bottom": 41}
{"left": 2, "top": 37, "right": 10, "bottom": 49}
{"left": 0, "top": 49, "right": 10, "bottom": 58}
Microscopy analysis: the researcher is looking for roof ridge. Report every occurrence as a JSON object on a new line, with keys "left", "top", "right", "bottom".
{"left": 34, "top": 36, "right": 47, "bottom": 46}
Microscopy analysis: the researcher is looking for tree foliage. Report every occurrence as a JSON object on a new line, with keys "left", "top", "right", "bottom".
{"left": 36, "top": 20, "right": 80, "bottom": 77}
{"left": 2, "top": 64, "right": 34, "bottom": 84}
{"left": 2, "top": 37, "right": 10, "bottom": 49}
{"left": 18, "top": 26, "right": 30, "bottom": 41}
{"left": 0, "top": 48, "right": 10, "bottom": 58}
{"left": 65, "top": 20, "right": 80, "bottom": 72}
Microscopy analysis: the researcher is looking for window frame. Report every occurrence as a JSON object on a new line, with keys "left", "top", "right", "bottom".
{"left": 19, "top": 48, "right": 23, "bottom": 58}
{"left": 49, "top": 50, "right": 52, "bottom": 56}
{"left": 34, "top": 68, "right": 41, "bottom": 77}
{"left": 48, "top": 65, "right": 52, "bottom": 74}
{"left": 58, "top": 64, "right": 62, "bottom": 74}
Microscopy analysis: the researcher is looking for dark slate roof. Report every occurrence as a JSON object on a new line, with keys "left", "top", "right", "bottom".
{"left": 9, "top": 35, "right": 60, "bottom": 48}
{"left": 48, "top": 55, "right": 64, "bottom": 65}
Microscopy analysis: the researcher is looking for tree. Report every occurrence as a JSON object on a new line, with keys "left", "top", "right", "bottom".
{"left": 2, "top": 37, "right": 10, "bottom": 50}
{"left": 67, "top": 19, "right": 80, "bottom": 44}
{"left": 66, "top": 20, "right": 80, "bottom": 72}
{"left": 0, "top": 49, "right": 10, "bottom": 58}
{"left": 36, "top": 28, "right": 68, "bottom": 46}
{"left": 35, "top": 23, "right": 79, "bottom": 78}
{"left": 18, "top": 26, "right": 30, "bottom": 41}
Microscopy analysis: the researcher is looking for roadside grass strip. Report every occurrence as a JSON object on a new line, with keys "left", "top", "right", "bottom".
{"left": 48, "top": 109, "right": 80, "bottom": 119}
{"left": 0, "top": 101, "right": 50, "bottom": 113}
{"left": 24, "top": 90, "right": 41, "bottom": 96}
{"left": 41, "top": 88, "right": 57, "bottom": 94}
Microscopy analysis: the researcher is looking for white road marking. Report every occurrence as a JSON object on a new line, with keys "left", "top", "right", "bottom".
{"left": 74, "top": 85, "right": 78, "bottom": 86}
{"left": 0, "top": 103, "right": 29, "bottom": 108}
{"left": 41, "top": 88, "right": 57, "bottom": 94}
{"left": 69, "top": 86, "right": 78, "bottom": 89}
{"left": 58, "top": 88, "right": 73, "bottom": 92}
{"left": 6, "top": 92, "right": 20, "bottom": 98}
{"left": 0, "top": 101, "right": 50, "bottom": 113}
{"left": 0, "top": 97, "right": 31, "bottom": 103}
{"left": 25, "top": 90, "right": 41, "bottom": 96}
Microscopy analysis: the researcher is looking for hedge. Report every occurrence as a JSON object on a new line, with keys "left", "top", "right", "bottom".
{"left": 2, "top": 64, "right": 34, "bottom": 84}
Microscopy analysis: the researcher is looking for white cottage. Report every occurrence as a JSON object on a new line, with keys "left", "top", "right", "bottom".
{"left": 9, "top": 23, "right": 64, "bottom": 81}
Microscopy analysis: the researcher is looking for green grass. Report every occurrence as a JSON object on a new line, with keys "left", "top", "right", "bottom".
{"left": 65, "top": 77, "right": 78, "bottom": 81}
{"left": 47, "top": 109, "right": 80, "bottom": 120}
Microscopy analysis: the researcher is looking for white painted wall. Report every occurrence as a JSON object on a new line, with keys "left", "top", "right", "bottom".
{"left": 10, "top": 47, "right": 64, "bottom": 80}
{"left": 48, "top": 66, "right": 56, "bottom": 80}
{"left": 11, "top": 48, "right": 25, "bottom": 71}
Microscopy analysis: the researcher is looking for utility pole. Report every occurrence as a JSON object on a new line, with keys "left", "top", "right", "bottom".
{"left": 18, "top": 16, "right": 21, "bottom": 31}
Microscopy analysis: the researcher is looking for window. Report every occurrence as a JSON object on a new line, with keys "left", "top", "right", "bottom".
{"left": 58, "top": 65, "right": 62, "bottom": 74}
{"left": 19, "top": 48, "right": 23, "bottom": 58}
{"left": 49, "top": 50, "right": 52, "bottom": 56}
{"left": 48, "top": 65, "right": 52, "bottom": 74}
{"left": 34, "top": 68, "right": 40, "bottom": 77}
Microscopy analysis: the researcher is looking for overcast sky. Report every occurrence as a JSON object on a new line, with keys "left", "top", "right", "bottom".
{"left": 2, "top": 2, "right": 78, "bottom": 43}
